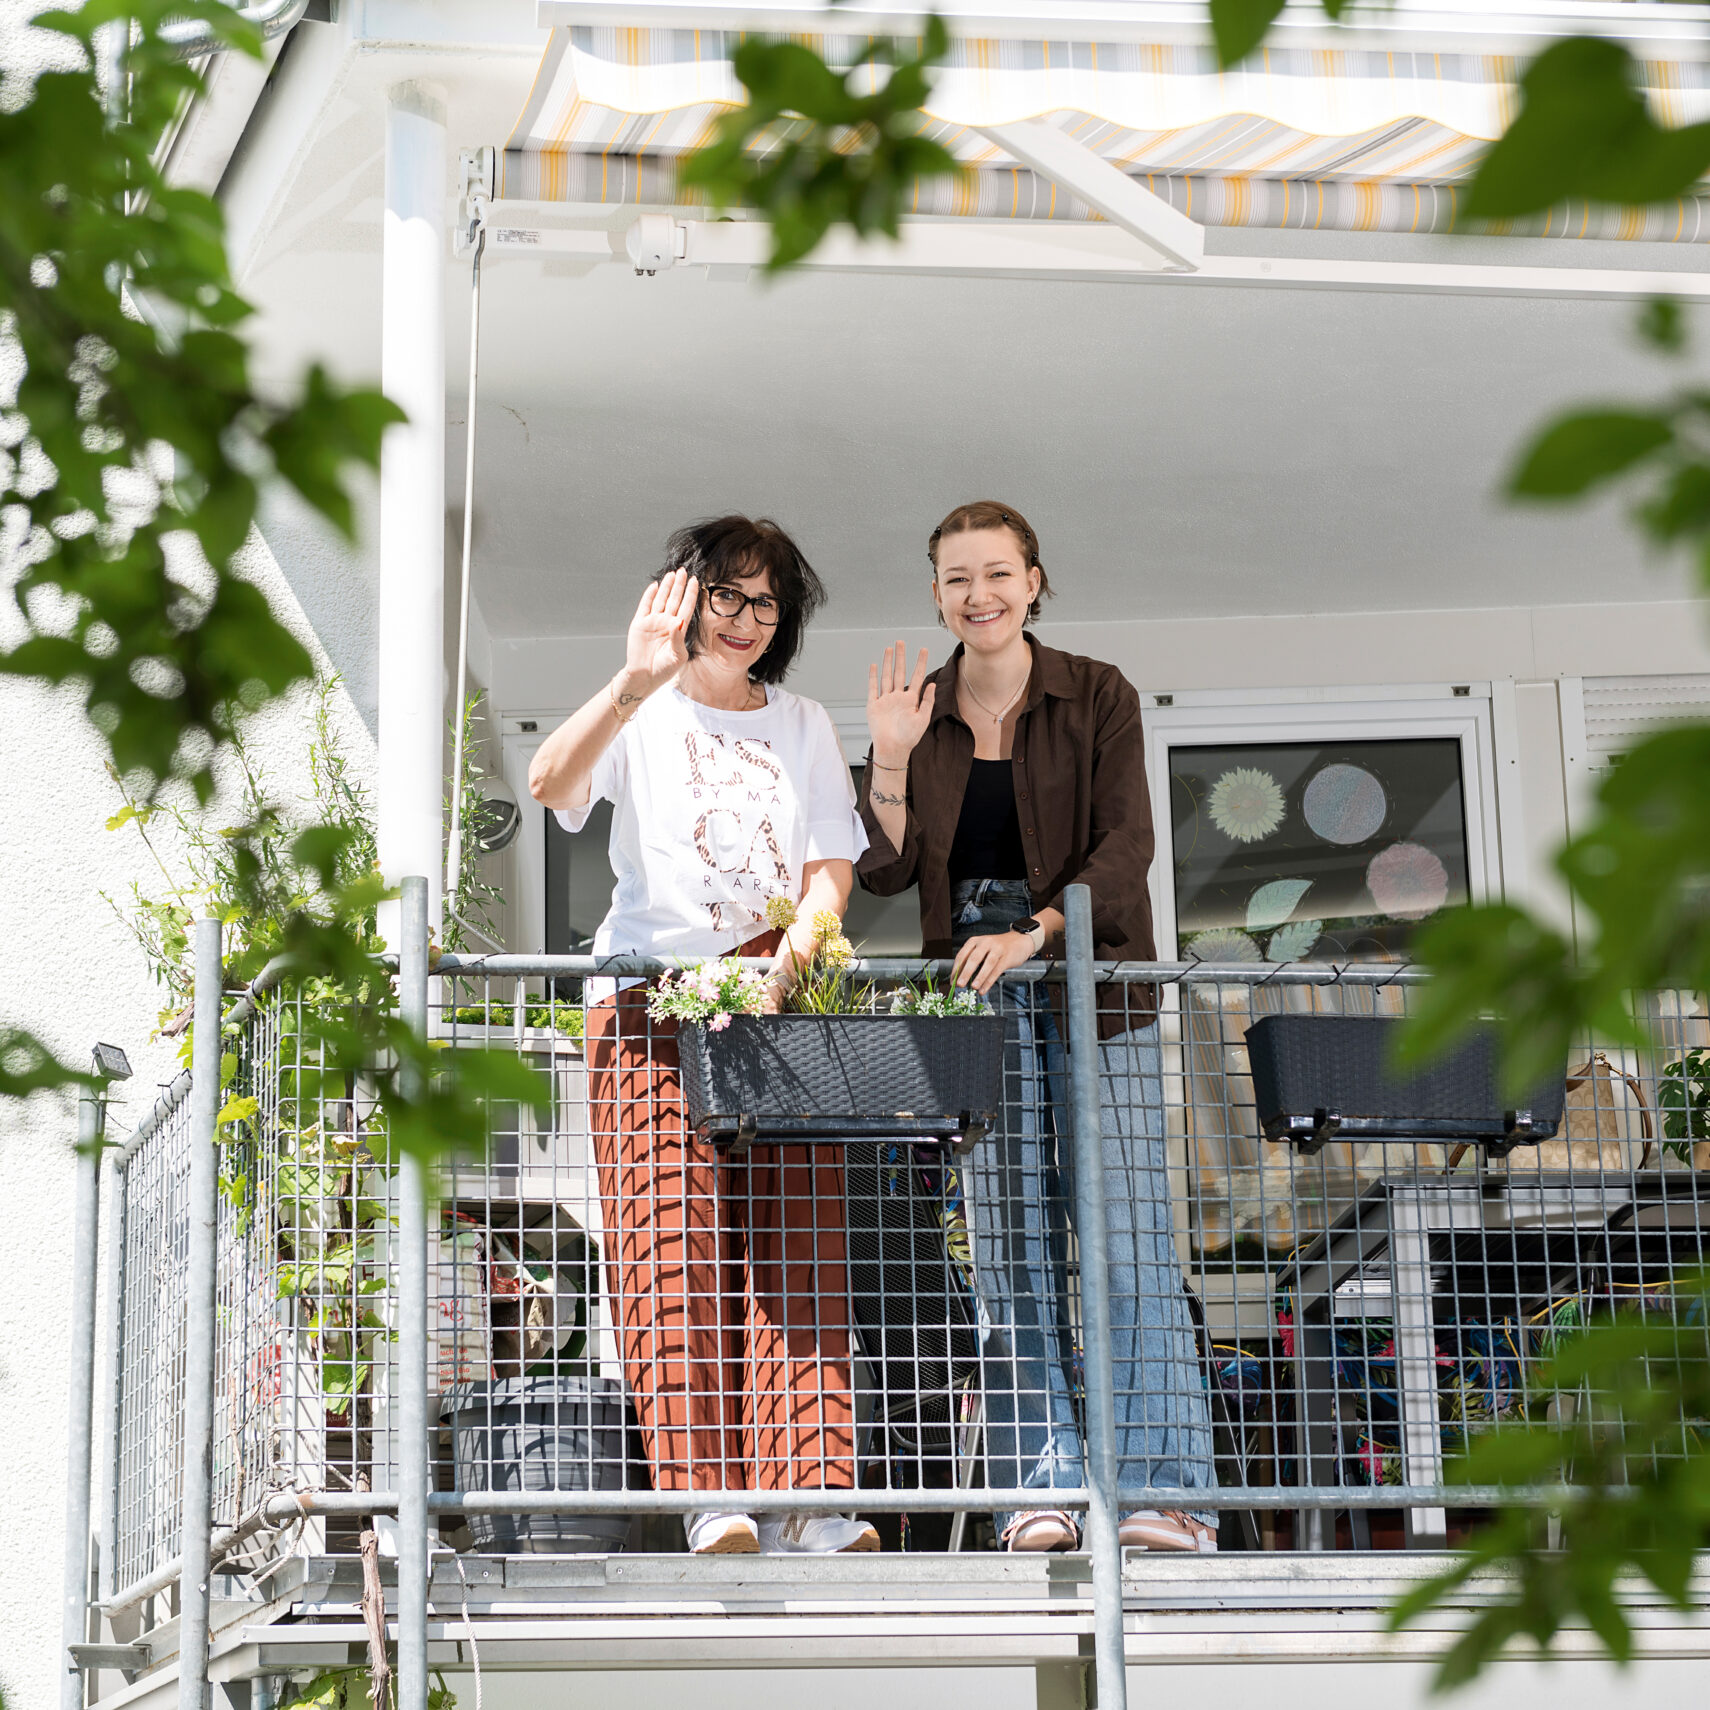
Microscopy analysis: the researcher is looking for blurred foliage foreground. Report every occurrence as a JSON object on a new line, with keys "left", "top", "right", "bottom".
{"left": 8, "top": 0, "right": 1710, "bottom": 1692}
{"left": 0, "top": 3, "right": 543, "bottom": 1152}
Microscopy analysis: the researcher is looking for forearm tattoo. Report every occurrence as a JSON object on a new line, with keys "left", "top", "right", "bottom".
{"left": 871, "top": 788, "right": 906, "bottom": 807}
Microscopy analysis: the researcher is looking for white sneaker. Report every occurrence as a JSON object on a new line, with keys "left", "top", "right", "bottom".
{"left": 1118, "top": 1509, "right": 1218, "bottom": 1553}
{"left": 686, "top": 1511, "right": 759, "bottom": 1554}
{"left": 1001, "top": 1509, "right": 1080, "bottom": 1553}
{"left": 757, "top": 1511, "right": 881, "bottom": 1554}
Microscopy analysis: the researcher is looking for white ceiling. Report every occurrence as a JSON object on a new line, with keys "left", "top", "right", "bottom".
{"left": 236, "top": 27, "right": 1707, "bottom": 661}
{"left": 457, "top": 251, "right": 1697, "bottom": 639}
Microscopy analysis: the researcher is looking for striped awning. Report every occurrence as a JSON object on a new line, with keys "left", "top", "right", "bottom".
{"left": 502, "top": 26, "right": 1710, "bottom": 240}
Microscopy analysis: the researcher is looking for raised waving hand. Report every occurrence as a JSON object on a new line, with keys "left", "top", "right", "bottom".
{"left": 866, "top": 642, "right": 936, "bottom": 765}
{"left": 525, "top": 570, "right": 698, "bottom": 808}
{"left": 624, "top": 568, "right": 699, "bottom": 699}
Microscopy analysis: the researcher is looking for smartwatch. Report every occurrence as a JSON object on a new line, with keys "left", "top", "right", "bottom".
{"left": 1011, "top": 916, "right": 1047, "bottom": 954}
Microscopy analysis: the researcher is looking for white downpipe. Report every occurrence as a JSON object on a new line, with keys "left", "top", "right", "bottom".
{"left": 378, "top": 85, "right": 448, "bottom": 946}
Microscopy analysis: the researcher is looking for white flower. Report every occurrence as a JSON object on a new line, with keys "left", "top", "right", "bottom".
{"left": 1188, "top": 927, "right": 1263, "bottom": 963}
{"left": 1207, "top": 768, "right": 1285, "bottom": 843}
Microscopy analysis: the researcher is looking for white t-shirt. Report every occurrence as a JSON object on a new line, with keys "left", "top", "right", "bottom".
{"left": 557, "top": 684, "right": 868, "bottom": 969}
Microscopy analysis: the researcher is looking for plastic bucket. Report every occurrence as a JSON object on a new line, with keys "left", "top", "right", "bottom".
{"left": 442, "top": 1375, "right": 637, "bottom": 1553}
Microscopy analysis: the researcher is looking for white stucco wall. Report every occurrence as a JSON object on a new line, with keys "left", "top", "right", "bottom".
{"left": 0, "top": 517, "right": 375, "bottom": 1710}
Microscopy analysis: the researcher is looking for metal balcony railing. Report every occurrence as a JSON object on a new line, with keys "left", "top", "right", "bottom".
{"left": 64, "top": 882, "right": 1710, "bottom": 1710}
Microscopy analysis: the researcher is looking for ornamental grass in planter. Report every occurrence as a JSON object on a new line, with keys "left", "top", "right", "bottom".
{"left": 654, "top": 907, "right": 1003, "bottom": 1153}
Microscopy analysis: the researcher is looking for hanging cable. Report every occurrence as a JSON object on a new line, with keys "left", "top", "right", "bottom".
{"left": 446, "top": 222, "right": 487, "bottom": 921}
{"left": 453, "top": 1553, "right": 484, "bottom": 1710}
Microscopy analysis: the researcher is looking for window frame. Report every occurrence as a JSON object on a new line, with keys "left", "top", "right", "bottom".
{"left": 1142, "top": 684, "right": 1503, "bottom": 961}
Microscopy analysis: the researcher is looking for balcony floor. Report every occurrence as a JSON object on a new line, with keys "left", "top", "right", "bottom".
{"left": 88, "top": 1549, "right": 1710, "bottom": 1710}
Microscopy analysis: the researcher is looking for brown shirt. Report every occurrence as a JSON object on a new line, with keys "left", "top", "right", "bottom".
{"left": 856, "top": 638, "right": 1157, "bottom": 1032}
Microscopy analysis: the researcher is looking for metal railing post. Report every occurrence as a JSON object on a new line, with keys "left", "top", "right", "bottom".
{"left": 60, "top": 1085, "right": 104, "bottom": 1710}
{"left": 397, "top": 876, "right": 431, "bottom": 1710}
{"left": 98, "top": 1151, "right": 128, "bottom": 1605}
{"left": 179, "top": 917, "right": 223, "bottom": 1710}
{"left": 1064, "top": 885, "right": 1127, "bottom": 1710}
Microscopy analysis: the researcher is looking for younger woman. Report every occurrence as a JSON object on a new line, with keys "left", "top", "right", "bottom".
{"left": 858, "top": 500, "right": 1216, "bottom": 1553}
{"left": 529, "top": 515, "right": 878, "bottom": 1556}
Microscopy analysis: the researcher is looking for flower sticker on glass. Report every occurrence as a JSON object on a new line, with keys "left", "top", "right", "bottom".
{"left": 1206, "top": 768, "right": 1285, "bottom": 843}
{"left": 1266, "top": 920, "right": 1323, "bottom": 963}
{"left": 1366, "top": 841, "right": 1449, "bottom": 920}
{"left": 1245, "top": 877, "right": 1313, "bottom": 933}
{"left": 1302, "top": 763, "right": 1387, "bottom": 845}
{"left": 1188, "top": 926, "right": 1263, "bottom": 963}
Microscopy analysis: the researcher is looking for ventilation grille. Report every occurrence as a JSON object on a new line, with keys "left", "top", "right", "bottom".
{"left": 1583, "top": 674, "right": 1710, "bottom": 769}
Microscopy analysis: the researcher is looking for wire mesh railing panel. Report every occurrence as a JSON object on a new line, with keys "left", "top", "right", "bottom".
{"left": 110, "top": 957, "right": 1710, "bottom": 1570}
{"left": 1136, "top": 968, "right": 1710, "bottom": 1548}
{"left": 214, "top": 993, "right": 282, "bottom": 1543}
{"left": 433, "top": 974, "right": 617, "bottom": 1551}
{"left": 428, "top": 968, "right": 1014, "bottom": 1552}
{"left": 250, "top": 983, "right": 404, "bottom": 1554}
{"left": 114, "top": 1090, "right": 194, "bottom": 1590}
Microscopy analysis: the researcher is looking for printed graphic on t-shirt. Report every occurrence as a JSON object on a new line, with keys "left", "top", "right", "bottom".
{"left": 682, "top": 730, "right": 793, "bottom": 933}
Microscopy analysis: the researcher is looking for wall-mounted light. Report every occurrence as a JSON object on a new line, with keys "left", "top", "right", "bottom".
{"left": 92, "top": 1042, "right": 132, "bottom": 1082}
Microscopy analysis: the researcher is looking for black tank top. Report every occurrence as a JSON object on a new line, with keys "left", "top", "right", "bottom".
{"left": 948, "top": 759, "right": 1027, "bottom": 883}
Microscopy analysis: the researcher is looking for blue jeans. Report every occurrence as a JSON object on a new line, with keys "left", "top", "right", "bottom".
{"left": 951, "top": 878, "right": 1216, "bottom": 1534}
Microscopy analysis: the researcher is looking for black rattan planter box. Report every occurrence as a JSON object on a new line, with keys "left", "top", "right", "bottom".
{"left": 1246, "top": 1014, "right": 1565, "bottom": 1156}
{"left": 676, "top": 1013, "right": 1004, "bottom": 1154}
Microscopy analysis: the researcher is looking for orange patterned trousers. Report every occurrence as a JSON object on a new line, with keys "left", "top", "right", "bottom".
{"left": 585, "top": 981, "right": 857, "bottom": 1492}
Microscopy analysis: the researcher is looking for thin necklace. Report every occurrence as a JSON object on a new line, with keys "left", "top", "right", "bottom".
{"left": 682, "top": 670, "right": 765, "bottom": 712}
{"left": 962, "top": 666, "right": 1029, "bottom": 724}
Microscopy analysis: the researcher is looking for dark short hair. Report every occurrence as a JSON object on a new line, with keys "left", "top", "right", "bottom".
{"left": 927, "top": 499, "right": 1053, "bottom": 623}
{"left": 654, "top": 515, "right": 826, "bottom": 684}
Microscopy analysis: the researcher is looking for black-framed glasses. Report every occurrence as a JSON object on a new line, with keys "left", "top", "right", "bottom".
{"left": 705, "top": 584, "right": 782, "bottom": 626}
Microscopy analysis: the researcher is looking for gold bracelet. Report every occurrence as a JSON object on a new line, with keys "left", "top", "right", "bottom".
{"left": 608, "top": 679, "right": 637, "bottom": 723}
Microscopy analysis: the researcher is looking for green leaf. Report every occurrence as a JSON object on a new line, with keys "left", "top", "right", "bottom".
{"left": 1638, "top": 459, "right": 1710, "bottom": 546}
{"left": 291, "top": 822, "right": 362, "bottom": 889}
{"left": 275, "top": 1671, "right": 355, "bottom": 1710}
{"left": 1508, "top": 411, "right": 1673, "bottom": 499}
{"left": 677, "top": 16, "right": 962, "bottom": 273}
{"left": 216, "top": 1094, "right": 259, "bottom": 1128}
{"left": 1638, "top": 296, "right": 1686, "bottom": 354}
{"left": 1208, "top": 0, "right": 1288, "bottom": 69}
{"left": 1467, "top": 39, "right": 1710, "bottom": 221}
{"left": 0, "top": 1028, "right": 104, "bottom": 1100}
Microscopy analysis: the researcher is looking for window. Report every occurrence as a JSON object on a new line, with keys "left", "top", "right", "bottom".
{"left": 1144, "top": 686, "right": 1501, "bottom": 960}
{"left": 1169, "top": 736, "right": 1471, "bottom": 965}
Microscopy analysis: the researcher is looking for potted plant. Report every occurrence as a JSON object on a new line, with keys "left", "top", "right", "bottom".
{"left": 1658, "top": 1047, "right": 1710, "bottom": 1168}
{"left": 661, "top": 904, "right": 1004, "bottom": 1156}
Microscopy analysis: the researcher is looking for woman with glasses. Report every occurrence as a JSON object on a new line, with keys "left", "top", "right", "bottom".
{"left": 857, "top": 500, "right": 1216, "bottom": 1555}
{"left": 528, "top": 515, "right": 878, "bottom": 1557}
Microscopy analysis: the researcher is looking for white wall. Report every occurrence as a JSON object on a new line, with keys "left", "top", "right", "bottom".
{"left": 0, "top": 527, "right": 376, "bottom": 1710}
{"left": 492, "top": 595, "right": 1710, "bottom": 717}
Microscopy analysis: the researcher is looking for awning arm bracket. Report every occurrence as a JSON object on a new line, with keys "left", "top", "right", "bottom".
{"left": 455, "top": 143, "right": 496, "bottom": 257}
{"left": 975, "top": 119, "right": 1204, "bottom": 273}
